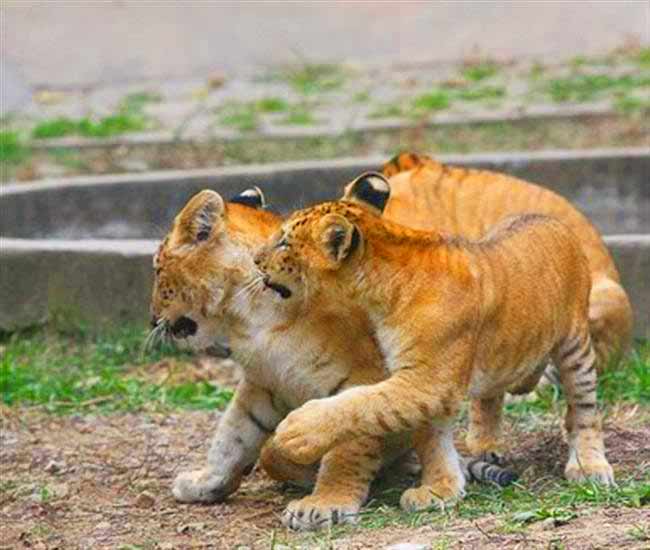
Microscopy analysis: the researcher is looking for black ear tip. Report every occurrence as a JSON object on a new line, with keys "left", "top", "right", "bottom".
{"left": 349, "top": 172, "right": 390, "bottom": 212}
{"left": 230, "top": 186, "right": 267, "bottom": 209}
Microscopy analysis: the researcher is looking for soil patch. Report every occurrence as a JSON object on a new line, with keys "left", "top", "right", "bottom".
{"left": 1, "top": 403, "right": 648, "bottom": 549}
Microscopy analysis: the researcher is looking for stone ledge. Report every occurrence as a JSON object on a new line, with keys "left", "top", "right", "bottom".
{"left": 1, "top": 235, "right": 648, "bottom": 335}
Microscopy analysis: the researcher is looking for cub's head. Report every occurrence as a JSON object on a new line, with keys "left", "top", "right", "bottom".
{"left": 149, "top": 186, "right": 269, "bottom": 354}
{"left": 254, "top": 172, "right": 390, "bottom": 304}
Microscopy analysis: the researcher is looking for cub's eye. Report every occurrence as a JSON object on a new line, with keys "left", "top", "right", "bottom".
{"left": 276, "top": 238, "right": 289, "bottom": 250}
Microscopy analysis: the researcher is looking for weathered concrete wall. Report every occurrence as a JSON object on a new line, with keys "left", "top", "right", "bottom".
{"left": 1, "top": 236, "right": 647, "bottom": 337}
{"left": 1, "top": 149, "right": 649, "bottom": 239}
{"left": 1, "top": 149, "right": 648, "bottom": 334}
{"left": 0, "top": 240, "right": 156, "bottom": 331}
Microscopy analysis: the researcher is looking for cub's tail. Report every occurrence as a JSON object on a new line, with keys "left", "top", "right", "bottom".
{"left": 464, "top": 457, "right": 518, "bottom": 487}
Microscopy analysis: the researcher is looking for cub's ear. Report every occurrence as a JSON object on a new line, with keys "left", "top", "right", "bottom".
{"left": 315, "top": 213, "right": 361, "bottom": 265}
{"left": 342, "top": 172, "right": 390, "bottom": 213}
{"left": 230, "top": 186, "right": 267, "bottom": 209}
{"left": 176, "top": 189, "right": 225, "bottom": 243}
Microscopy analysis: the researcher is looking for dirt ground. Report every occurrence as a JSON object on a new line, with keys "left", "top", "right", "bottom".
{"left": 1, "top": 396, "right": 649, "bottom": 550}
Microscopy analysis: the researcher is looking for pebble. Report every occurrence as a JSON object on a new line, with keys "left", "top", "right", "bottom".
{"left": 385, "top": 544, "right": 429, "bottom": 550}
{"left": 135, "top": 491, "right": 156, "bottom": 509}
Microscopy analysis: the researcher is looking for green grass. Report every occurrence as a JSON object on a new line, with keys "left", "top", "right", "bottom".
{"left": 120, "top": 91, "right": 162, "bottom": 112}
{"left": 598, "top": 342, "right": 650, "bottom": 404}
{"left": 281, "top": 105, "right": 318, "bottom": 126}
{"left": 503, "top": 342, "right": 650, "bottom": 420}
{"left": 30, "top": 91, "right": 157, "bottom": 140}
{"left": 218, "top": 98, "right": 316, "bottom": 131}
{"left": 284, "top": 63, "right": 346, "bottom": 95}
{"left": 546, "top": 73, "right": 650, "bottom": 103}
{"left": 31, "top": 112, "right": 148, "bottom": 139}
{"left": 455, "top": 85, "right": 506, "bottom": 102}
{"left": 368, "top": 103, "right": 404, "bottom": 119}
{"left": 31, "top": 117, "right": 79, "bottom": 139}
{"left": 0, "top": 327, "right": 233, "bottom": 414}
{"left": 409, "top": 83, "right": 507, "bottom": 116}
{"left": 5, "top": 116, "right": 646, "bottom": 183}
{"left": 0, "top": 130, "right": 29, "bottom": 164}
{"left": 286, "top": 474, "right": 649, "bottom": 546}
{"left": 411, "top": 90, "right": 452, "bottom": 113}
{"left": 218, "top": 103, "right": 260, "bottom": 132}
{"left": 635, "top": 47, "right": 650, "bottom": 67}
{"left": 614, "top": 94, "right": 650, "bottom": 115}
{"left": 45, "top": 148, "right": 90, "bottom": 171}
{"left": 352, "top": 90, "right": 371, "bottom": 103}
{"left": 462, "top": 62, "right": 500, "bottom": 82}
{"left": 255, "top": 97, "right": 290, "bottom": 113}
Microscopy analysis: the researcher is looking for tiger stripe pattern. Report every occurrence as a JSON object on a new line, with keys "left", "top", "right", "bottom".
{"left": 255, "top": 172, "right": 614, "bottom": 512}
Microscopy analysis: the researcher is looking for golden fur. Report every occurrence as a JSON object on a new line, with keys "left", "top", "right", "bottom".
{"left": 255, "top": 176, "right": 614, "bottom": 511}
{"left": 150, "top": 151, "right": 626, "bottom": 527}
{"left": 376, "top": 153, "right": 633, "bottom": 369}
{"left": 150, "top": 190, "right": 416, "bottom": 530}
{"left": 151, "top": 188, "right": 515, "bottom": 529}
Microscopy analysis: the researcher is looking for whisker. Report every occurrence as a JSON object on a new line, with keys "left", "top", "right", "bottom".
{"left": 141, "top": 319, "right": 169, "bottom": 358}
{"left": 233, "top": 275, "right": 265, "bottom": 300}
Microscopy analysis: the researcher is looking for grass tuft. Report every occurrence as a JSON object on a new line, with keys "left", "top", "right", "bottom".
{"left": 546, "top": 73, "right": 650, "bottom": 103}
{"left": 285, "top": 63, "right": 346, "bottom": 95}
{"left": 636, "top": 47, "right": 650, "bottom": 67}
{"left": 0, "top": 327, "right": 232, "bottom": 414}
{"left": 462, "top": 62, "right": 500, "bottom": 82}
{"left": 0, "top": 130, "right": 29, "bottom": 163}
{"left": 32, "top": 112, "right": 148, "bottom": 139}
{"left": 281, "top": 105, "right": 318, "bottom": 126}
{"left": 411, "top": 90, "right": 452, "bottom": 113}
{"left": 218, "top": 103, "right": 260, "bottom": 132}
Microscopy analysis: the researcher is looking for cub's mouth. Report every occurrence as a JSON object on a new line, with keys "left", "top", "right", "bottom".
{"left": 263, "top": 276, "right": 292, "bottom": 299}
{"left": 205, "top": 342, "right": 232, "bottom": 358}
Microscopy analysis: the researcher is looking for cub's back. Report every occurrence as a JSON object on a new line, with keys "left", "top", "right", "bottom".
{"left": 384, "top": 157, "right": 617, "bottom": 283}
{"left": 471, "top": 214, "right": 591, "bottom": 373}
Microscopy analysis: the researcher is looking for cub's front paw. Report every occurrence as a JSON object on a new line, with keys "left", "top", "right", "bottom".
{"left": 282, "top": 495, "right": 361, "bottom": 531}
{"left": 274, "top": 401, "right": 337, "bottom": 465}
{"left": 172, "top": 468, "right": 240, "bottom": 503}
{"left": 565, "top": 455, "right": 615, "bottom": 486}
{"left": 400, "top": 478, "right": 466, "bottom": 513}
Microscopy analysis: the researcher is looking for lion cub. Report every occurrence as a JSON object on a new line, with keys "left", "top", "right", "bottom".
{"left": 255, "top": 172, "right": 615, "bottom": 511}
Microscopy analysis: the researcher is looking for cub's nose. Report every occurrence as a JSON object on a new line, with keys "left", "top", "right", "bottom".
{"left": 170, "top": 316, "right": 197, "bottom": 338}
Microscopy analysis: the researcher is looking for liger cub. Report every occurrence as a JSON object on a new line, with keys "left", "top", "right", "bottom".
{"left": 255, "top": 172, "right": 615, "bottom": 512}
{"left": 378, "top": 152, "right": 633, "bottom": 372}
{"left": 149, "top": 187, "right": 513, "bottom": 531}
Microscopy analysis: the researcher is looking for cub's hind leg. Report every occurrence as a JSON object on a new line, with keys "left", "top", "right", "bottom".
{"left": 401, "top": 420, "right": 465, "bottom": 512}
{"left": 260, "top": 440, "right": 319, "bottom": 489}
{"left": 277, "top": 435, "right": 388, "bottom": 531}
{"left": 465, "top": 393, "right": 505, "bottom": 464}
{"left": 554, "top": 330, "right": 614, "bottom": 485}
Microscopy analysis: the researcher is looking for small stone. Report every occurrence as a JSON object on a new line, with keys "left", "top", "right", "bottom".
{"left": 135, "top": 491, "right": 156, "bottom": 509}
{"left": 44, "top": 460, "right": 63, "bottom": 474}
{"left": 158, "top": 544, "right": 174, "bottom": 550}
{"left": 540, "top": 517, "right": 559, "bottom": 530}
{"left": 34, "top": 90, "right": 66, "bottom": 105}
{"left": 95, "top": 521, "right": 111, "bottom": 531}
{"left": 50, "top": 482, "right": 69, "bottom": 499}
{"left": 386, "top": 544, "right": 429, "bottom": 550}
{"left": 38, "top": 162, "right": 68, "bottom": 178}
{"left": 118, "top": 159, "right": 149, "bottom": 173}
{"left": 207, "top": 74, "right": 226, "bottom": 90}
{"left": 176, "top": 521, "right": 206, "bottom": 534}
